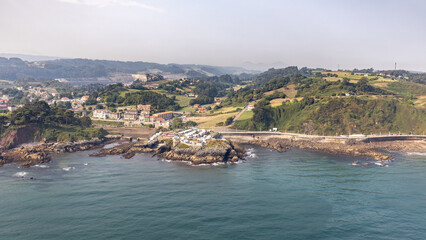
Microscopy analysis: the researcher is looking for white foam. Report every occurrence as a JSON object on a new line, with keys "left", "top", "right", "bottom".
{"left": 13, "top": 171, "right": 28, "bottom": 177}
{"left": 34, "top": 164, "right": 50, "bottom": 168}
{"left": 84, "top": 163, "right": 89, "bottom": 166}
{"left": 62, "top": 167, "right": 75, "bottom": 171}
{"left": 246, "top": 148, "right": 257, "bottom": 158}
{"left": 406, "top": 152, "right": 426, "bottom": 156}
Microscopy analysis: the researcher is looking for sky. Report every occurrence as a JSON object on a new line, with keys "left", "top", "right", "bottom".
{"left": 1, "top": 0, "right": 425, "bottom": 71}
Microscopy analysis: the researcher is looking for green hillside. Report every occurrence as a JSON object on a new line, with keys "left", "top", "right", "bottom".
{"left": 234, "top": 97, "right": 426, "bottom": 135}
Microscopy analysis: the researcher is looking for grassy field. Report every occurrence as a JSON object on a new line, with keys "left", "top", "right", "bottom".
{"left": 264, "top": 84, "right": 297, "bottom": 99}
{"left": 414, "top": 96, "right": 426, "bottom": 109}
{"left": 190, "top": 112, "right": 238, "bottom": 128}
{"left": 179, "top": 107, "right": 197, "bottom": 113}
{"left": 320, "top": 71, "right": 395, "bottom": 84}
{"left": 379, "top": 81, "right": 426, "bottom": 97}
{"left": 270, "top": 98, "right": 288, "bottom": 107}
{"left": 151, "top": 89, "right": 192, "bottom": 107}
{"left": 212, "top": 106, "right": 241, "bottom": 114}
{"left": 237, "top": 110, "right": 253, "bottom": 121}
{"left": 119, "top": 89, "right": 141, "bottom": 97}
{"left": 92, "top": 120, "right": 124, "bottom": 126}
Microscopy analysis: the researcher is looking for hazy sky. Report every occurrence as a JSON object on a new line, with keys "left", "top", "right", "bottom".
{"left": 1, "top": 0, "right": 426, "bottom": 71}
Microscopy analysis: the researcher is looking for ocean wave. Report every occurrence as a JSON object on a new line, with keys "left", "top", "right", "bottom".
{"left": 406, "top": 152, "right": 426, "bottom": 156}
{"left": 34, "top": 164, "right": 50, "bottom": 168}
{"left": 13, "top": 171, "right": 28, "bottom": 177}
{"left": 62, "top": 167, "right": 75, "bottom": 171}
{"left": 246, "top": 148, "right": 257, "bottom": 158}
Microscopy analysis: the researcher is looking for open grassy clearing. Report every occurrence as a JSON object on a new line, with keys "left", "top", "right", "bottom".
{"left": 213, "top": 106, "right": 241, "bottom": 114}
{"left": 93, "top": 120, "right": 124, "bottom": 126}
{"left": 270, "top": 98, "right": 289, "bottom": 107}
{"left": 151, "top": 89, "right": 192, "bottom": 107}
{"left": 119, "top": 89, "right": 142, "bottom": 97}
{"left": 414, "top": 96, "right": 426, "bottom": 109}
{"left": 379, "top": 81, "right": 426, "bottom": 97}
{"left": 237, "top": 110, "right": 253, "bottom": 121}
{"left": 179, "top": 107, "right": 197, "bottom": 113}
{"left": 189, "top": 112, "right": 238, "bottom": 128}
{"left": 264, "top": 84, "right": 297, "bottom": 98}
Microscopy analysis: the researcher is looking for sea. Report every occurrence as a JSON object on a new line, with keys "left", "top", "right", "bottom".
{"left": 0, "top": 145, "right": 425, "bottom": 240}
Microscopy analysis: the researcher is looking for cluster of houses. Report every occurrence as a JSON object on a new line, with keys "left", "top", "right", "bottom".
{"left": 0, "top": 104, "right": 16, "bottom": 112}
{"left": 92, "top": 104, "right": 180, "bottom": 128}
{"left": 1, "top": 95, "right": 9, "bottom": 104}
{"left": 0, "top": 95, "right": 17, "bottom": 112}
{"left": 149, "top": 128, "right": 221, "bottom": 146}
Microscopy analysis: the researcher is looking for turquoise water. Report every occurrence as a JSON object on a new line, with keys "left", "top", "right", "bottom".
{"left": 0, "top": 145, "right": 425, "bottom": 240}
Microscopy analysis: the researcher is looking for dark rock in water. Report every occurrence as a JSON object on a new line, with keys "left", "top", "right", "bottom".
{"left": 0, "top": 138, "right": 114, "bottom": 167}
{"left": 90, "top": 139, "right": 246, "bottom": 165}
{"left": 249, "top": 138, "right": 393, "bottom": 162}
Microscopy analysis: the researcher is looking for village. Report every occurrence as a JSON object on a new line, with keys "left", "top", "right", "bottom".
{"left": 148, "top": 128, "right": 222, "bottom": 146}
{"left": 92, "top": 104, "right": 180, "bottom": 129}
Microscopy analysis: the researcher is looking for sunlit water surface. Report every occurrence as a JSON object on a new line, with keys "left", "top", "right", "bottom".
{"left": 0, "top": 146, "right": 425, "bottom": 240}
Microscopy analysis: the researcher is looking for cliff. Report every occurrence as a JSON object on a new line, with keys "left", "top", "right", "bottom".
{"left": 0, "top": 126, "right": 39, "bottom": 150}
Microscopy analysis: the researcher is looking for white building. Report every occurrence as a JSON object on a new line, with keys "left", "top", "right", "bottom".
{"left": 93, "top": 109, "right": 108, "bottom": 119}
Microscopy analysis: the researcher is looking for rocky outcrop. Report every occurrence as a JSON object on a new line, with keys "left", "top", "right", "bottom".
{"left": 159, "top": 141, "right": 245, "bottom": 164}
{"left": 249, "top": 137, "right": 393, "bottom": 162}
{"left": 90, "top": 141, "right": 158, "bottom": 159}
{"left": 0, "top": 138, "right": 114, "bottom": 167}
{"left": 250, "top": 139, "right": 289, "bottom": 152}
{"left": 90, "top": 139, "right": 246, "bottom": 165}
{"left": 0, "top": 145, "right": 50, "bottom": 167}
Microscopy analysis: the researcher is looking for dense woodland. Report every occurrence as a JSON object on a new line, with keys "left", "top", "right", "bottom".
{"left": 89, "top": 83, "right": 180, "bottom": 112}
{"left": 1, "top": 101, "right": 107, "bottom": 142}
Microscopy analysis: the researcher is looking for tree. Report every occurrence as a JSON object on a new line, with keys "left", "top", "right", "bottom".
{"left": 80, "top": 116, "right": 92, "bottom": 128}
{"left": 252, "top": 99, "right": 273, "bottom": 130}
{"left": 0, "top": 115, "right": 8, "bottom": 136}
{"left": 225, "top": 117, "right": 234, "bottom": 126}
{"left": 171, "top": 117, "right": 183, "bottom": 129}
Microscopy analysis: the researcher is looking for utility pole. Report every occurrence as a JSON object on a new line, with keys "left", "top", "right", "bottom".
{"left": 395, "top": 62, "right": 397, "bottom": 70}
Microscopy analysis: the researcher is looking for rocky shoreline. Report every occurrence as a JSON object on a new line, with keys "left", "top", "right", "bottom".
{"left": 247, "top": 137, "right": 426, "bottom": 162}
{"left": 0, "top": 138, "right": 116, "bottom": 167}
{"left": 1, "top": 132, "right": 424, "bottom": 168}
{"left": 90, "top": 139, "right": 246, "bottom": 165}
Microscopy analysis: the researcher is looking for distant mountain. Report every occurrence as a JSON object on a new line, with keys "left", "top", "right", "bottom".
{"left": 0, "top": 56, "right": 256, "bottom": 85}
{"left": 0, "top": 53, "right": 61, "bottom": 62}
{"left": 242, "top": 61, "right": 286, "bottom": 71}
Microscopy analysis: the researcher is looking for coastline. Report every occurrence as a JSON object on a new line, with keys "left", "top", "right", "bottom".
{"left": 1, "top": 129, "right": 425, "bottom": 168}
{"left": 0, "top": 137, "right": 119, "bottom": 167}
{"left": 223, "top": 133, "right": 426, "bottom": 162}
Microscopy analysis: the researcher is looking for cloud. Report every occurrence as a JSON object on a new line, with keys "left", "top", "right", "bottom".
{"left": 57, "top": 0, "right": 164, "bottom": 13}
